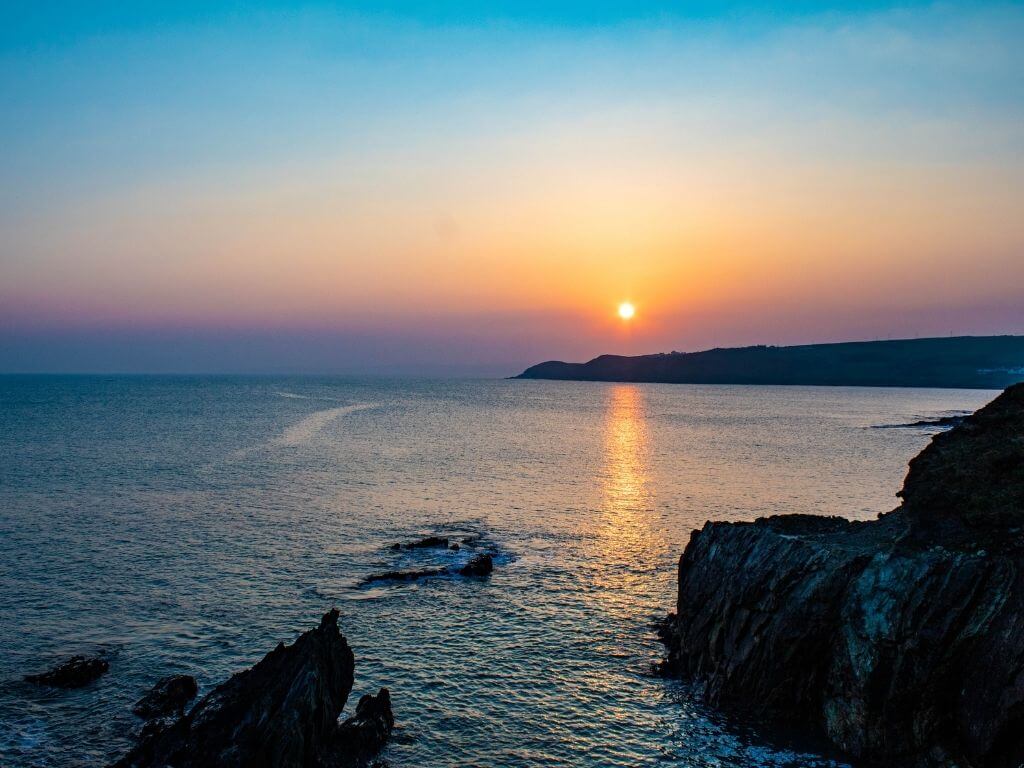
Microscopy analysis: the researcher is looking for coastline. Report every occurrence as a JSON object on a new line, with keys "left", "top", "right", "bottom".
{"left": 660, "top": 383, "right": 1024, "bottom": 766}
{"left": 517, "top": 335, "right": 1024, "bottom": 389}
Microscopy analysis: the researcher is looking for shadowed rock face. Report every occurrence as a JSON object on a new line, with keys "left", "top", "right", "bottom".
{"left": 113, "top": 609, "right": 391, "bottom": 768}
{"left": 133, "top": 675, "right": 198, "bottom": 720}
{"left": 329, "top": 689, "right": 394, "bottom": 764}
{"left": 897, "top": 382, "right": 1024, "bottom": 547}
{"left": 661, "top": 383, "right": 1024, "bottom": 768}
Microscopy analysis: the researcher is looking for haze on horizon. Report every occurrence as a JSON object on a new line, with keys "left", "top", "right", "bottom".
{"left": 2, "top": 1, "right": 1023, "bottom": 376}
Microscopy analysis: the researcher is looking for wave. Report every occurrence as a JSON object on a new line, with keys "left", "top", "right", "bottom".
{"left": 273, "top": 403, "right": 378, "bottom": 447}
{"left": 275, "top": 391, "right": 311, "bottom": 400}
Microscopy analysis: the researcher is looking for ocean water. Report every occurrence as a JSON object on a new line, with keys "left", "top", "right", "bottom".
{"left": 0, "top": 376, "right": 997, "bottom": 767}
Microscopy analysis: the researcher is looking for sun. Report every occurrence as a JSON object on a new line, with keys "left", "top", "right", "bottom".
{"left": 618, "top": 302, "right": 635, "bottom": 320}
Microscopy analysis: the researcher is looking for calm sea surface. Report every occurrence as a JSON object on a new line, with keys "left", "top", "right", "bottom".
{"left": 0, "top": 376, "right": 997, "bottom": 767}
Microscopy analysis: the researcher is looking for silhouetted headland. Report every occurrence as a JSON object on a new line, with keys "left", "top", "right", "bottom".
{"left": 518, "top": 335, "right": 1024, "bottom": 388}
{"left": 659, "top": 383, "right": 1024, "bottom": 767}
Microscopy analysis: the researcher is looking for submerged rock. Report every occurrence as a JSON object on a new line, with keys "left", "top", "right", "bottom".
{"left": 113, "top": 609, "right": 392, "bottom": 768}
{"left": 25, "top": 655, "right": 109, "bottom": 688}
{"left": 874, "top": 414, "right": 968, "bottom": 430}
{"left": 458, "top": 553, "right": 493, "bottom": 577}
{"left": 132, "top": 674, "right": 198, "bottom": 719}
{"left": 660, "top": 383, "right": 1024, "bottom": 767}
{"left": 362, "top": 567, "right": 447, "bottom": 584}
{"left": 362, "top": 548, "right": 496, "bottom": 585}
{"left": 390, "top": 535, "right": 449, "bottom": 550}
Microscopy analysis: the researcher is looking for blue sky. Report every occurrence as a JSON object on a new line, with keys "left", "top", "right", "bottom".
{"left": 2, "top": 1, "right": 943, "bottom": 43}
{"left": 2, "top": 1, "right": 1022, "bottom": 374}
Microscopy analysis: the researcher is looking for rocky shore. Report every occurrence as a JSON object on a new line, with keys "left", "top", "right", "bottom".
{"left": 660, "top": 383, "right": 1024, "bottom": 767}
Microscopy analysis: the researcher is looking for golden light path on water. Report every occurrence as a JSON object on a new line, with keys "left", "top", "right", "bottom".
{"left": 595, "top": 384, "right": 666, "bottom": 622}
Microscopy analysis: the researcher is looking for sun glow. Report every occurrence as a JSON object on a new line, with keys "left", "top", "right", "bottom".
{"left": 618, "top": 302, "right": 635, "bottom": 320}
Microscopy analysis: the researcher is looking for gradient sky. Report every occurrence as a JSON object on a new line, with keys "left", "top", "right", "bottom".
{"left": 2, "top": 1, "right": 1023, "bottom": 375}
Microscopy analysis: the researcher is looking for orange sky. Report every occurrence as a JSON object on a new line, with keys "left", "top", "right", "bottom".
{"left": 2, "top": 3, "right": 1023, "bottom": 373}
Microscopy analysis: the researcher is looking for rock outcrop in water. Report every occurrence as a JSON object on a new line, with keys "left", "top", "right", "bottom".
{"left": 873, "top": 414, "right": 968, "bottom": 430}
{"left": 661, "top": 383, "right": 1024, "bottom": 768}
{"left": 362, "top": 533, "right": 499, "bottom": 585}
{"left": 457, "top": 553, "right": 493, "bottom": 576}
{"left": 132, "top": 675, "right": 198, "bottom": 720}
{"left": 389, "top": 535, "right": 449, "bottom": 550}
{"left": 330, "top": 689, "right": 394, "bottom": 764}
{"left": 25, "top": 655, "right": 109, "bottom": 688}
{"left": 113, "top": 609, "right": 392, "bottom": 768}
{"left": 361, "top": 553, "right": 494, "bottom": 585}
{"left": 362, "top": 566, "right": 447, "bottom": 584}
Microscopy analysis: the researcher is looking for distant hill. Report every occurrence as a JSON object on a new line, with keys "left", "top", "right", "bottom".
{"left": 516, "top": 335, "right": 1024, "bottom": 389}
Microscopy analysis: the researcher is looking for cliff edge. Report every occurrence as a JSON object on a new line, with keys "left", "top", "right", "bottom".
{"left": 661, "top": 383, "right": 1024, "bottom": 767}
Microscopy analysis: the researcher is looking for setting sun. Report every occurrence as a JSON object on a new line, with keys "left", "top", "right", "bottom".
{"left": 618, "top": 302, "right": 636, "bottom": 320}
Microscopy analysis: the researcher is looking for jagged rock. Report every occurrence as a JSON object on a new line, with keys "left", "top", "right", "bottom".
{"left": 112, "top": 609, "right": 390, "bottom": 768}
{"left": 25, "top": 655, "right": 109, "bottom": 688}
{"left": 458, "top": 553, "right": 493, "bottom": 577}
{"left": 660, "top": 383, "right": 1024, "bottom": 767}
{"left": 137, "top": 716, "right": 177, "bottom": 743}
{"left": 329, "top": 689, "right": 394, "bottom": 764}
{"left": 132, "top": 674, "right": 198, "bottom": 719}
{"left": 897, "top": 382, "right": 1024, "bottom": 546}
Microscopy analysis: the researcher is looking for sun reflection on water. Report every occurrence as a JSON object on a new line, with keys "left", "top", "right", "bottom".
{"left": 603, "top": 385, "right": 650, "bottom": 512}
{"left": 592, "top": 385, "right": 665, "bottom": 622}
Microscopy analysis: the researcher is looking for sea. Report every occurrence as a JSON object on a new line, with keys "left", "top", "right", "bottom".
{"left": 0, "top": 375, "right": 998, "bottom": 767}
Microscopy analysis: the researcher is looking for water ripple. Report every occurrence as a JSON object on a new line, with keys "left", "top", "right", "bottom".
{"left": 0, "top": 376, "right": 997, "bottom": 767}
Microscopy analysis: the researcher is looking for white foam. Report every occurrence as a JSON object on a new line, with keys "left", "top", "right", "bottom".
{"left": 273, "top": 403, "right": 378, "bottom": 447}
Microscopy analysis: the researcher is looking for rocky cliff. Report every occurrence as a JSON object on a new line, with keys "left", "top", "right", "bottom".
{"left": 661, "top": 383, "right": 1024, "bottom": 767}
{"left": 113, "top": 609, "right": 392, "bottom": 768}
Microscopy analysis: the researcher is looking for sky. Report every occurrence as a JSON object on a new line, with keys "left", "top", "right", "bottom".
{"left": 1, "top": 1, "right": 1023, "bottom": 375}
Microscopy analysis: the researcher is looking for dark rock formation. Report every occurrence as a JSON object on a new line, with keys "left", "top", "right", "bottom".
{"left": 660, "top": 383, "right": 1024, "bottom": 767}
{"left": 874, "top": 414, "right": 968, "bottom": 430}
{"left": 113, "top": 609, "right": 392, "bottom": 768}
{"left": 25, "top": 655, "right": 109, "bottom": 688}
{"left": 458, "top": 553, "right": 493, "bottom": 577}
{"left": 362, "top": 556, "right": 494, "bottom": 584}
{"left": 389, "top": 536, "right": 449, "bottom": 550}
{"left": 133, "top": 675, "right": 198, "bottom": 719}
{"left": 329, "top": 689, "right": 394, "bottom": 764}
{"left": 897, "top": 382, "right": 1024, "bottom": 547}
{"left": 362, "top": 551, "right": 495, "bottom": 584}
{"left": 362, "top": 567, "right": 447, "bottom": 584}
